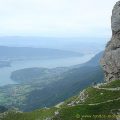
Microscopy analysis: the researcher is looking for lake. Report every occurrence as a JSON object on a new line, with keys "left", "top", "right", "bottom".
{"left": 0, "top": 54, "right": 94, "bottom": 86}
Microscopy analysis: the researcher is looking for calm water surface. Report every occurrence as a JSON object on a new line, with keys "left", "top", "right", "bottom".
{"left": 0, "top": 54, "right": 94, "bottom": 86}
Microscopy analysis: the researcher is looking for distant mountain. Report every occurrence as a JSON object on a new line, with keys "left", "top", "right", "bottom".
{"left": 0, "top": 52, "right": 104, "bottom": 111}
{"left": 73, "top": 51, "right": 103, "bottom": 68}
{"left": 0, "top": 61, "right": 11, "bottom": 68}
{"left": 1, "top": 2, "right": 120, "bottom": 119}
{"left": 10, "top": 52, "right": 103, "bottom": 84}
{"left": 0, "top": 37, "right": 106, "bottom": 54}
{"left": 83, "top": 51, "right": 103, "bottom": 66}
{"left": 23, "top": 52, "right": 104, "bottom": 111}
{"left": 10, "top": 67, "right": 69, "bottom": 84}
{"left": 0, "top": 46, "right": 83, "bottom": 60}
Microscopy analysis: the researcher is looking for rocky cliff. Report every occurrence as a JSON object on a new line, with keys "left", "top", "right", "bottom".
{"left": 101, "top": 1, "right": 120, "bottom": 82}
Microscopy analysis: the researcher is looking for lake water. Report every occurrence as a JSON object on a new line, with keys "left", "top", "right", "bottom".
{"left": 0, "top": 54, "right": 94, "bottom": 86}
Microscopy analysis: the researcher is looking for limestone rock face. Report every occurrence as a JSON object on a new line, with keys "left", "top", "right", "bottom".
{"left": 101, "top": 1, "right": 120, "bottom": 82}
{"left": 112, "top": 1, "right": 120, "bottom": 32}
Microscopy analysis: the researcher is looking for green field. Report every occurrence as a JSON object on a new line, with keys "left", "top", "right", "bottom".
{"left": 1, "top": 80, "right": 120, "bottom": 120}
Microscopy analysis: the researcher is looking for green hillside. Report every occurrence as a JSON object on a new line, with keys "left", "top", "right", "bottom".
{"left": 0, "top": 52, "right": 104, "bottom": 111}
{"left": 1, "top": 80, "right": 120, "bottom": 120}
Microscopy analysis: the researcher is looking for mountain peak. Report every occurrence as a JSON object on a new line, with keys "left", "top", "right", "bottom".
{"left": 101, "top": 1, "right": 120, "bottom": 82}
{"left": 112, "top": 1, "right": 120, "bottom": 33}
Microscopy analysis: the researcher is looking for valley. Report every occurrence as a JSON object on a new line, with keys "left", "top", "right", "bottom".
{"left": 0, "top": 52, "right": 104, "bottom": 112}
{"left": 0, "top": 0, "right": 119, "bottom": 120}
{"left": 0, "top": 54, "right": 94, "bottom": 86}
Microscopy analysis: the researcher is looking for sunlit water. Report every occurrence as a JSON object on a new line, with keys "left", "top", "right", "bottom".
{"left": 0, "top": 54, "right": 94, "bottom": 86}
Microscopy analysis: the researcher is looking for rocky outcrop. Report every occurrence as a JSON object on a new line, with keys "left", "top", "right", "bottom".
{"left": 79, "top": 90, "right": 88, "bottom": 103}
{"left": 101, "top": 1, "right": 120, "bottom": 82}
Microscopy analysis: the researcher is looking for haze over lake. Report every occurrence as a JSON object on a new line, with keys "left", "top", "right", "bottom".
{"left": 0, "top": 37, "right": 106, "bottom": 86}
{"left": 0, "top": 54, "right": 94, "bottom": 86}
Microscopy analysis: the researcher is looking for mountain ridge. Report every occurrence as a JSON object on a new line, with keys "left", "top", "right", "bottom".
{"left": 1, "top": 1, "right": 120, "bottom": 120}
{"left": 0, "top": 52, "right": 104, "bottom": 112}
{"left": 0, "top": 46, "right": 83, "bottom": 60}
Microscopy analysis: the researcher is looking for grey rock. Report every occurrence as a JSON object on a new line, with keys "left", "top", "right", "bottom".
{"left": 101, "top": 1, "right": 120, "bottom": 82}
{"left": 79, "top": 90, "right": 88, "bottom": 103}
{"left": 112, "top": 1, "right": 120, "bottom": 32}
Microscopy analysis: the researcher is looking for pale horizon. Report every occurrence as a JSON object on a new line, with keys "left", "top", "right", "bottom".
{"left": 0, "top": 0, "right": 117, "bottom": 38}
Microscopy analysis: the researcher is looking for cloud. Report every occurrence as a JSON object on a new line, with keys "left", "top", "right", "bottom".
{"left": 0, "top": 0, "right": 117, "bottom": 37}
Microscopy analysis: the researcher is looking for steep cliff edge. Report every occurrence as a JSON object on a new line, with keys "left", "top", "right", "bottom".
{"left": 101, "top": 1, "right": 120, "bottom": 82}
{"left": 1, "top": 1, "right": 120, "bottom": 120}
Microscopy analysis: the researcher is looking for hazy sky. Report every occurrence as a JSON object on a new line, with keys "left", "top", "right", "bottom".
{"left": 0, "top": 0, "right": 117, "bottom": 37}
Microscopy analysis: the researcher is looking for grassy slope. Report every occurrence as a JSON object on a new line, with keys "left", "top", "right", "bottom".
{"left": 53, "top": 100, "right": 119, "bottom": 120}
{"left": 2, "top": 108, "right": 58, "bottom": 120}
{"left": 0, "top": 52, "right": 104, "bottom": 112}
{"left": 0, "top": 66, "right": 104, "bottom": 112}
{"left": 53, "top": 80, "right": 120, "bottom": 120}
{"left": 1, "top": 80, "right": 120, "bottom": 120}
{"left": 100, "top": 80, "right": 120, "bottom": 88}
{"left": 84, "top": 87, "right": 120, "bottom": 104}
